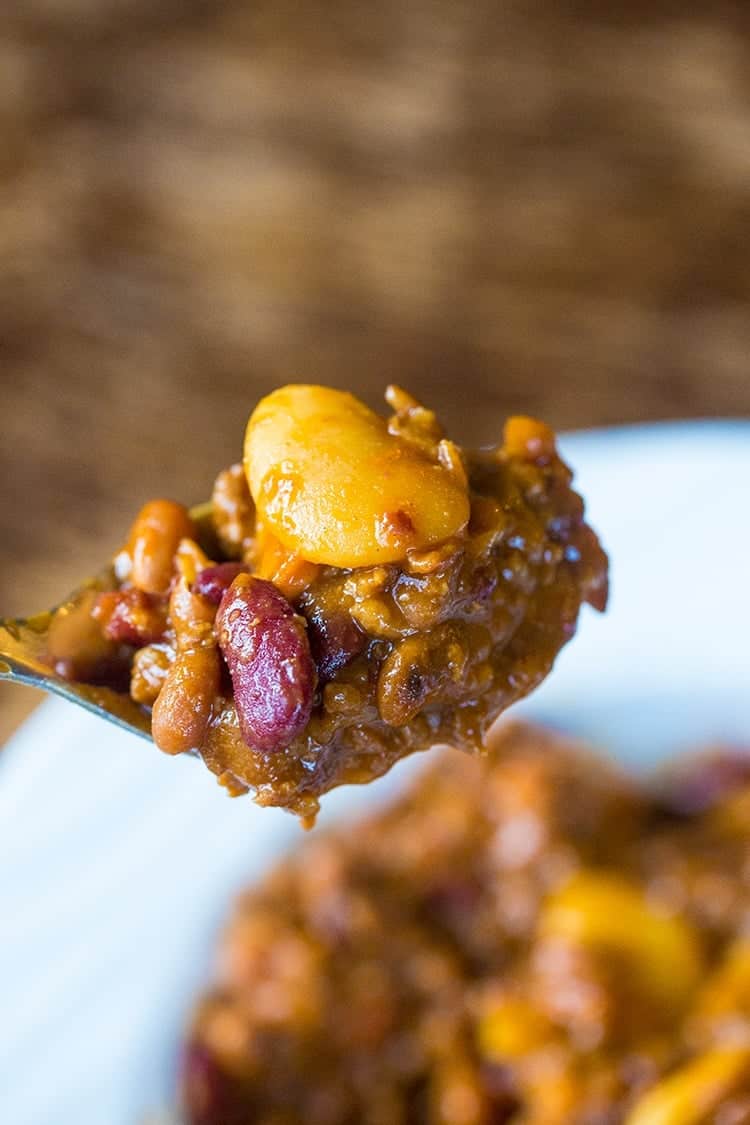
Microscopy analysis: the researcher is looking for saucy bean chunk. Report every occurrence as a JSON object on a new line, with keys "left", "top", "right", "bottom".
{"left": 58, "top": 383, "right": 608, "bottom": 817}
{"left": 182, "top": 724, "right": 750, "bottom": 1125}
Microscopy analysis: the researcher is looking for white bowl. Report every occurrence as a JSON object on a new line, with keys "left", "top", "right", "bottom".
{"left": 0, "top": 421, "right": 748, "bottom": 1125}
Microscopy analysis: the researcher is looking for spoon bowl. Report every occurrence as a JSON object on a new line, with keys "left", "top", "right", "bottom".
{"left": 0, "top": 597, "right": 152, "bottom": 740}
{"left": 0, "top": 502, "right": 217, "bottom": 741}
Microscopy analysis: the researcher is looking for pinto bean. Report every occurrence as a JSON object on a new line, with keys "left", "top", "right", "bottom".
{"left": 127, "top": 499, "right": 195, "bottom": 595}
{"left": 151, "top": 577, "right": 219, "bottom": 755}
{"left": 47, "top": 588, "right": 119, "bottom": 681}
{"left": 151, "top": 646, "right": 220, "bottom": 755}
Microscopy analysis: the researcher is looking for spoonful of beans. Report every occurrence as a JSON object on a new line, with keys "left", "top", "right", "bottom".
{"left": 0, "top": 384, "right": 607, "bottom": 822}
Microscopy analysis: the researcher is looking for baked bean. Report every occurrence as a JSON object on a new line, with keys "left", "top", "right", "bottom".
{"left": 216, "top": 574, "right": 315, "bottom": 753}
{"left": 168, "top": 574, "right": 216, "bottom": 647}
{"left": 50, "top": 382, "right": 608, "bottom": 818}
{"left": 127, "top": 499, "right": 195, "bottom": 595}
{"left": 92, "top": 588, "right": 167, "bottom": 647}
{"left": 151, "top": 646, "right": 220, "bottom": 755}
{"left": 47, "top": 588, "right": 119, "bottom": 680}
{"left": 349, "top": 595, "right": 412, "bottom": 641}
{"left": 151, "top": 577, "right": 220, "bottom": 755}
{"left": 503, "top": 416, "right": 557, "bottom": 465}
{"left": 130, "top": 643, "right": 173, "bottom": 705}
{"left": 175, "top": 538, "right": 213, "bottom": 585}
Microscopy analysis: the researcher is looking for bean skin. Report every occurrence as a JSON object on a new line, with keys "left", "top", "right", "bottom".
{"left": 216, "top": 574, "right": 315, "bottom": 754}
{"left": 244, "top": 385, "right": 469, "bottom": 567}
{"left": 92, "top": 588, "right": 167, "bottom": 647}
{"left": 168, "top": 574, "right": 217, "bottom": 646}
{"left": 151, "top": 646, "right": 220, "bottom": 755}
{"left": 304, "top": 605, "right": 366, "bottom": 683}
{"left": 47, "top": 588, "right": 121, "bottom": 681}
{"left": 127, "top": 499, "right": 195, "bottom": 595}
{"left": 151, "top": 577, "right": 219, "bottom": 755}
{"left": 192, "top": 563, "right": 249, "bottom": 605}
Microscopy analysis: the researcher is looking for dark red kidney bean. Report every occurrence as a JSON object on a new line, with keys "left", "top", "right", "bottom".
{"left": 304, "top": 605, "right": 366, "bottom": 683}
{"left": 464, "top": 562, "right": 498, "bottom": 608}
{"left": 481, "top": 1064, "right": 522, "bottom": 1124}
{"left": 92, "top": 588, "right": 167, "bottom": 647}
{"left": 656, "top": 750, "right": 750, "bottom": 817}
{"left": 181, "top": 1042, "right": 247, "bottom": 1125}
{"left": 216, "top": 574, "right": 315, "bottom": 754}
{"left": 192, "top": 562, "right": 249, "bottom": 605}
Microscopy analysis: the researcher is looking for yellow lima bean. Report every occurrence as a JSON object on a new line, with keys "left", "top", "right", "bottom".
{"left": 540, "top": 871, "right": 703, "bottom": 1017}
{"left": 625, "top": 1048, "right": 750, "bottom": 1125}
{"left": 478, "top": 994, "right": 552, "bottom": 1061}
{"left": 244, "top": 385, "right": 470, "bottom": 568}
{"left": 688, "top": 939, "right": 750, "bottom": 1041}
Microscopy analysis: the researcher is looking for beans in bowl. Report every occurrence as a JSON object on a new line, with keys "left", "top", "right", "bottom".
{"left": 182, "top": 723, "right": 750, "bottom": 1125}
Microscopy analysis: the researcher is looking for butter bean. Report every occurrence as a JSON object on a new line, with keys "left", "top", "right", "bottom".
{"left": 625, "top": 1048, "right": 750, "bottom": 1125}
{"left": 244, "top": 385, "right": 469, "bottom": 567}
{"left": 541, "top": 871, "right": 703, "bottom": 1018}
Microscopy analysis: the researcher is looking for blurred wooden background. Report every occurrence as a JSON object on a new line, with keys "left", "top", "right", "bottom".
{"left": 2, "top": 1, "right": 750, "bottom": 742}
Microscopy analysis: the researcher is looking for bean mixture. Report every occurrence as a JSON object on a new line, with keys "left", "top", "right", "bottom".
{"left": 50, "top": 385, "right": 607, "bottom": 818}
{"left": 182, "top": 723, "right": 750, "bottom": 1125}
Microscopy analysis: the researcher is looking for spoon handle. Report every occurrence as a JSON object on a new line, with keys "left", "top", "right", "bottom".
{"left": 0, "top": 618, "right": 50, "bottom": 688}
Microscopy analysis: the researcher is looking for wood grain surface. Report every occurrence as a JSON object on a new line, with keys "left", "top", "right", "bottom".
{"left": 2, "top": 0, "right": 750, "bottom": 742}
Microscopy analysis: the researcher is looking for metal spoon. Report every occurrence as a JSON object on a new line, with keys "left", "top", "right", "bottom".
{"left": 0, "top": 502, "right": 215, "bottom": 741}
{"left": 0, "top": 589, "right": 154, "bottom": 741}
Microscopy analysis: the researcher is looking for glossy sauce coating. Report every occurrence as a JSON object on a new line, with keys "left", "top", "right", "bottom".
{"left": 244, "top": 384, "right": 471, "bottom": 567}
{"left": 53, "top": 384, "right": 608, "bottom": 818}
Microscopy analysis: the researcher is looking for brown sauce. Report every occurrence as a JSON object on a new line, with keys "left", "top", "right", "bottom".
{"left": 182, "top": 723, "right": 750, "bottom": 1125}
